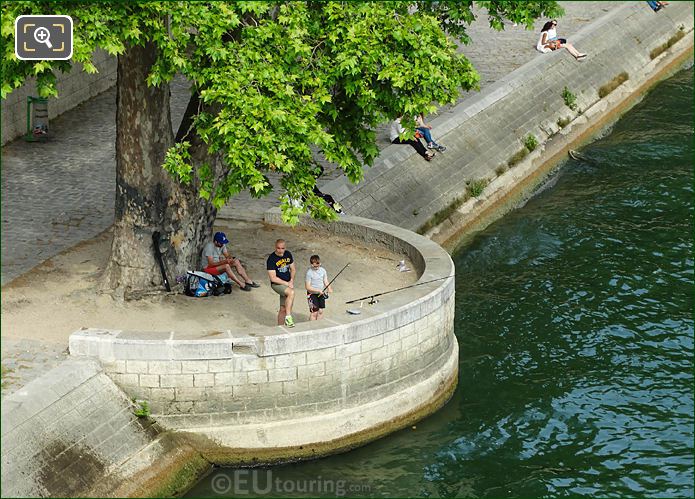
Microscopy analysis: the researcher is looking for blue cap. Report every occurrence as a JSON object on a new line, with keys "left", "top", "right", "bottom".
{"left": 214, "top": 232, "right": 229, "bottom": 245}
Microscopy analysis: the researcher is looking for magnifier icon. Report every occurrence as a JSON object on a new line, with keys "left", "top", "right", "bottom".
{"left": 33, "top": 26, "right": 52, "bottom": 49}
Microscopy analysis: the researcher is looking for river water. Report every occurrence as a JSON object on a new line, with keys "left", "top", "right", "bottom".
{"left": 187, "top": 69, "right": 693, "bottom": 498}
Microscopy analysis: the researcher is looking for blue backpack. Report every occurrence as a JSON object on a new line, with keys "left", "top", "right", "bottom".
{"left": 184, "top": 271, "right": 231, "bottom": 297}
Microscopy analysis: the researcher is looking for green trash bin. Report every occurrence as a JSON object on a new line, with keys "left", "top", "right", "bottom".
{"left": 25, "top": 96, "right": 49, "bottom": 142}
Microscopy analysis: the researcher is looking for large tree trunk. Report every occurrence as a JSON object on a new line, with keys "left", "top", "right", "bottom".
{"left": 103, "top": 42, "right": 216, "bottom": 297}
{"left": 159, "top": 129, "right": 219, "bottom": 287}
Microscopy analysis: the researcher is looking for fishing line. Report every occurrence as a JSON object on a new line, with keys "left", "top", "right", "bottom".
{"left": 345, "top": 275, "right": 454, "bottom": 304}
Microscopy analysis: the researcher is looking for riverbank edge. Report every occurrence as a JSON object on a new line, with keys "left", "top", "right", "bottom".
{"left": 103, "top": 41, "right": 695, "bottom": 496}
{"left": 114, "top": 34, "right": 694, "bottom": 497}
{"left": 97, "top": 354, "right": 458, "bottom": 497}
{"left": 3, "top": 10, "right": 692, "bottom": 499}
{"left": 426, "top": 32, "right": 694, "bottom": 252}
{"left": 320, "top": 3, "right": 693, "bottom": 236}
{"left": 87, "top": 206, "right": 460, "bottom": 495}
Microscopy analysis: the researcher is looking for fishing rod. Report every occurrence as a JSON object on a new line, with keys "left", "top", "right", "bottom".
{"left": 321, "top": 262, "right": 350, "bottom": 298}
{"left": 345, "top": 275, "right": 453, "bottom": 304}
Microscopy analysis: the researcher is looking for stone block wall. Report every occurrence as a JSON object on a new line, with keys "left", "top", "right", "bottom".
{"left": 1, "top": 48, "right": 116, "bottom": 145}
{"left": 95, "top": 302, "right": 453, "bottom": 430}
{"left": 69, "top": 215, "right": 457, "bottom": 432}
{"left": 0, "top": 359, "right": 156, "bottom": 497}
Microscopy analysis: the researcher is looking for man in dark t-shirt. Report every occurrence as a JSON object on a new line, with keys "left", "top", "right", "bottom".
{"left": 266, "top": 238, "right": 296, "bottom": 327}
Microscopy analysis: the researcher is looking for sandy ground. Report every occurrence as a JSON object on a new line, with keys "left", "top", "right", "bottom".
{"left": 1, "top": 221, "right": 417, "bottom": 344}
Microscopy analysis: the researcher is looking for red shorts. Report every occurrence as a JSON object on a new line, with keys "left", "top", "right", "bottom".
{"left": 203, "top": 265, "right": 222, "bottom": 276}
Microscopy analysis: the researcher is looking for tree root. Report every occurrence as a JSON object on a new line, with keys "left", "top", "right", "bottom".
{"left": 124, "top": 288, "right": 180, "bottom": 301}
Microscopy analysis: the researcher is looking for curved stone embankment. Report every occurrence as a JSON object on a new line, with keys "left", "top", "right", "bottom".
{"left": 2, "top": 215, "right": 457, "bottom": 497}
{"left": 70, "top": 214, "right": 457, "bottom": 445}
{"left": 324, "top": 2, "right": 694, "bottom": 248}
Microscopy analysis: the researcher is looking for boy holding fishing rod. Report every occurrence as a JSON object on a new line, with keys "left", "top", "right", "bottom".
{"left": 305, "top": 255, "right": 333, "bottom": 321}
{"left": 305, "top": 256, "right": 350, "bottom": 321}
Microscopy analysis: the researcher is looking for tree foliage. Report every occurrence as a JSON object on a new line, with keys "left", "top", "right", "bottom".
{"left": 2, "top": 1, "right": 561, "bottom": 224}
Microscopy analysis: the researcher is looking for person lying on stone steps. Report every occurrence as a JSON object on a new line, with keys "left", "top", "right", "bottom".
{"left": 308, "top": 165, "right": 345, "bottom": 215}
{"left": 200, "top": 232, "right": 260, "bottom": 291}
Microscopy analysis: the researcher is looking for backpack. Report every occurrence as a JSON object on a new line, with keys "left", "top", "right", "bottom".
{"left": 184, "top": 271, "right": 231, "bottom": 297}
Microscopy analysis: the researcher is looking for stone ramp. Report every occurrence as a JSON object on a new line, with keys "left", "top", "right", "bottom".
{"left": 321, "top": 1, "right": 694, "bottom": 232}
{"left": 0, "top": 358, "right": 153, "bottom": 497}
{"left": 1, "top": 357, "right": 210, "bottom": 498}
{"left": 217, "top": 1, "right": 623, "bottom": 223}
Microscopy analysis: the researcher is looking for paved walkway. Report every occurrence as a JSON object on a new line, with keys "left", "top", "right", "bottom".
{"left": 0, "top": 2, "right": 620, "bottom": 395}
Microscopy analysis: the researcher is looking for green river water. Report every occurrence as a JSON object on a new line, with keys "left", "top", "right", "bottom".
{"left": 187, "top": 69, "right": 693, "bottom": 498}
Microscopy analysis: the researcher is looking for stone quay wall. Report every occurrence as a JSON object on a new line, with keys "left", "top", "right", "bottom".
{"left": 1, "top": 358, "right": 210, "bottom": 498}
{"left": 323, "top": 2, "right": 694, "bottom": 240}
{"left": 1, "top": 48, "right": 116, "bottom": 145}
{"left": 68, "top": 214, "right": 458, "bottom": 460}
{"left": 428, "top": 3, "right": 694, "bottom": 250}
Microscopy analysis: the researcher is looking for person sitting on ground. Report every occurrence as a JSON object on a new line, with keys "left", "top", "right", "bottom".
{"left": 200, "top": 232, "right": 259, "bottom": 292}
{"left": 647, "top": 1, "right": 668, "bottom": 12}
{"left": 536, "top": 20, "right": 587, "bottom": 60}
{"left": 390, "top": 116, "right": 435, "bottom": 161}
{"left": 416, "top": 113, "right": 446, "bottom": 152}
{"left": 267, "top": 239, "right": 296, "bottom": 327}
{"left": 305, "top": 254, "right": 333, "bottom": 321}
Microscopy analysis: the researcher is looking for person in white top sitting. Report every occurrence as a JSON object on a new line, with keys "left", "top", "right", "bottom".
{"left": 390, "top": 116, "right": 435, "bottom": 161}
{"left": 536, "top": 20, "right": 587, "bottom": 60}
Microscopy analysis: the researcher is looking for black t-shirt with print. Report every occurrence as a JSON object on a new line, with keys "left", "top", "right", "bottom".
{"left": 267, "top": 251, "right": 294, "bottom": 282}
